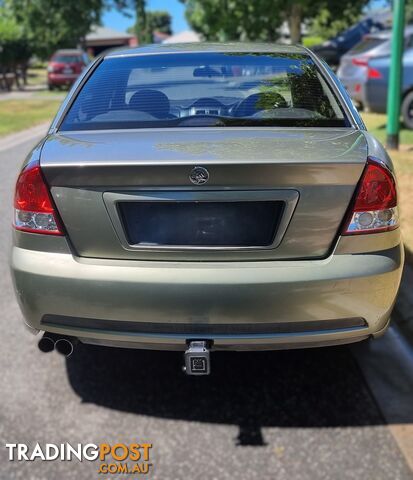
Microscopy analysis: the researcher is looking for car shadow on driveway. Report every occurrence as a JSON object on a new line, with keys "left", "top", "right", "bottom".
{"left": 65, "top": 343, "right": 386, "bottom": 446}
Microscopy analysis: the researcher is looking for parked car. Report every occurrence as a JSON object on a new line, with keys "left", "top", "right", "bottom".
{"left": 338, "top": 26, "right": 413, "bottom": 107}
{"left": 364, "top": 47, "right": 413, "bottom": 129}
{"left": 312, "top": 17, "right": 385, "bottom": 68}
{"left": 47, "top": 49, "right": 89, "bottom": 90}
{"left": 11, "top": 43, "right": 403, "bottom": 375}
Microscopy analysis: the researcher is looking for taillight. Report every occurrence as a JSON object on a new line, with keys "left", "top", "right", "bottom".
{"left": 14, "top": 161, "right": 64, "bottom": 235}
{"left": 352, "top": 57, "right": 368, "bottom": 67}
{"left": 342, "top": 158, "right": 398, "bottom": 235}
{"left": 367, "top": 67, "right": 382, "bottom": 79}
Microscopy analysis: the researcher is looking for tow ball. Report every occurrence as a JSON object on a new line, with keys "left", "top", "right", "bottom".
{"left": 183, "top": 341, "right": 211, "bottom": 375}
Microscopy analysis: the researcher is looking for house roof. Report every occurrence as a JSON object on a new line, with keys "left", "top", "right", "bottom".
{"left": 162, "top": 30, "right": 201, "bottom": 44}
{"left": 86, "top": 26, "right": 133, "bottom": 41}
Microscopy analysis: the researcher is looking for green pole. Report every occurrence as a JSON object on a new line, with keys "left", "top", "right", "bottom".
{"left": 386, "top": 0, "right": 405, "bottom": 150}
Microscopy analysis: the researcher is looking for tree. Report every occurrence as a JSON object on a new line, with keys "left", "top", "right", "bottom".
{"left": 6, "top": 0, "right": 105, "bottom": 59}
{"left": 147, "top": 11, "right": 172, "bottom": 35}
{"left": 181, "top": 0, "right": 370, "bottom": 44}
{"left": 127, "top": 10, "right": 172, "bottom": 41}
{"left": 310, "top": 3, "right": 370, "bottom": 40}
{"left": 115, "top": 0, "right": 150, "bottom": 44}
{"left": 407, "top": 0, "right": 413, "bottom": 22}
{"left": 282, "top": 0, "right": 367, "bottom": 43}
{"left": 135, "top": 0, "right": 151, "bottom": 45}
{"left": 0, "top": 6, "right": 31, "bottom": 89}
{"left": 118, "top": 1, "right": 171, "bottom": 44}
{"left": 182, "top": 0, "right": 283, "bottom": 42}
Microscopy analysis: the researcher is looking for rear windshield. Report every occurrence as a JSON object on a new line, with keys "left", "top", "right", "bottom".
{"left": 60, "top": 52, "right": 348, "bottom": 131}
{"left": 52, "top": 55, "right": 82, "bottom": 63}
{"left": 348, "top": 37, "right": 387, "bottom": 55}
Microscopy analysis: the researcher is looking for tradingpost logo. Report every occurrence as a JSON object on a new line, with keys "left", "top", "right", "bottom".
{"left": 5, "top": 442, "right": 153, "bottom": 475}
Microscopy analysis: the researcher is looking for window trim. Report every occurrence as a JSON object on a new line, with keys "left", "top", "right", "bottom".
{"left": 305, "top": 47, "right": 361, "bottom": 129}
{"left": 52, "top": 55, "right": 105, "bottom": 133}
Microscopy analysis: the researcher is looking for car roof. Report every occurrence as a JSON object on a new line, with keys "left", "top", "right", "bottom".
{"left": 53, "top": 49, "right": 84, "bottom": 55}
{"left": 364, "top": 24, "right": 413, "bottom": 40}
{"left": 104, "top": 42, "right": 308, "bottom": 59}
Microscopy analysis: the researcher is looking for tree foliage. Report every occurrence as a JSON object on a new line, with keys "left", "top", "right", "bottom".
{"left": 5, "top": 0, "right": 104, "bottom": 59}
{"left": 0, "top": 6, "right": 31, "bottom": 88}
{"left": 127, "top": 10, "right": 172, "bottom": 41}
{"left": 181, "top": 0, "right": 370, "bottom": 43}
{"left": 407, "top": 0, "right": 413, "bottom": 23}
{"left": 310, "top": 3, "right": 370, "bottom": 40}
{"left": 134, "top": 0, "right": 151, "bottom": 45}
{"left": 181, "top": 0, "right": 283, "bottom": 42}
{"left": 119, "top": 1, "right": 171, "bottom": 44}
{"left": 146, "top": 11, "right": 172, "bottom": 35}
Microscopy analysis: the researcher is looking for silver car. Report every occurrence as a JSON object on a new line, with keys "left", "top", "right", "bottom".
{"left": 10, "top": 43, "right": 403, "bottom": 375}
{"left": 364, "top": 47, "right": 413, "bottom": 129}
{"left": 338, "top": 26, "right": 413, "bottom": 107}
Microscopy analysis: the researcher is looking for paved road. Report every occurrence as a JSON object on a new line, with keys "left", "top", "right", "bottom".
{"left": 0, "top": 134, "right": 412, "bottom": 479}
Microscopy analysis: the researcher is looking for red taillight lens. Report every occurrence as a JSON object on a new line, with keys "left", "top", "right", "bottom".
{"left": 352, "top": 57, "right": 368, "bottom": 67}
{"left": 352, "top": 161, "right": 397, "bottom": 211}
{"left": 367, "top": 67, "right": 382, "bottom": 79}
{"left": 342, "top": 158, "right": 398, "bottom": 235}
{"left": 14, "top": 162, "right": 63, "bottom": 235}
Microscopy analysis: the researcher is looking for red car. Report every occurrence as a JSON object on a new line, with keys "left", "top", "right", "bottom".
{"left": 47, "top": 49, "right": 90, "bottom": 90}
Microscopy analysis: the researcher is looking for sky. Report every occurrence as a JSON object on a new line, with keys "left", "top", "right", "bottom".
{"left": 102, "top": 0, "right": 189, "bottom": 34}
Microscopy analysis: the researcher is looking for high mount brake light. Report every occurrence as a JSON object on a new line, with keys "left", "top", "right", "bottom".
{"left": 14, "top": 162, "right": 64, "bottom": 235}
{"left": 352, "top": 57, "right": 368, "bottom": 67}
{"left": 342, "top": 158, "right": 398, "bottom": 235}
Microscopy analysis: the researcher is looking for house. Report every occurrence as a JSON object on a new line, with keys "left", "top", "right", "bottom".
{"left": 162, "top": 30, "right": 201, "bottom": 44}
{"left": 85, "top": 26, "right": 137, "bottom": 57}
{"left": 153, "top": 30, "right": 170, "bottom": 44}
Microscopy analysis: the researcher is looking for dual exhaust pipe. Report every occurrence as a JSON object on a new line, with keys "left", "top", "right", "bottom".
{"left": 39, "top": 335, "right": 212, "bottom": 373}
{"left": 38, "top": 333, "right": 76, "bottom": 357}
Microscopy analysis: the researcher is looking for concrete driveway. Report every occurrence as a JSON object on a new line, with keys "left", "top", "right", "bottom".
{"left": 0, "top": 128, "right": 412, "bottom": 479}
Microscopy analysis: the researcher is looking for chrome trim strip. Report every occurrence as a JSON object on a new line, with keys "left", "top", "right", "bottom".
{"left": 103, "top": 189, "right": 299, "bottom": 252}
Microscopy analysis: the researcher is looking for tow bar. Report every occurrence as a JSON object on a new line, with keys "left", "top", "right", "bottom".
{"left": 183, "top": 341, "right": 211, "bottom": 375}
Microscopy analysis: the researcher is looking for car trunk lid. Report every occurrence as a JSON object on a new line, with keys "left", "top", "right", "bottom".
{"left": 40, "top": 127, "right": 368, "bottom": 261}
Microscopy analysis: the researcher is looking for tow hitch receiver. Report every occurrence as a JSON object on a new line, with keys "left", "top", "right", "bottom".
{"left": 184, "top": 341, "right": 211, "bottom": 375}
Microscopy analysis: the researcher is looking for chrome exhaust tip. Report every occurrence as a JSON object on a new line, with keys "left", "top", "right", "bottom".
{"left": 55, "top": 338, "right": 75, "bottom": 357}
{"left": 38, "top": 333, "right": 56, "bottom": 353}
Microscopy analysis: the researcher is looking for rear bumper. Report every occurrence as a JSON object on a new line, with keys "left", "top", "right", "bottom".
{"left": 47, "top": 73, "right": 79, "bottom": 86}
{"left": 10, "top": 233, "right": 404, "bottom": 351}
{"left": 364, "top": 84, "right": 388, "bottom": 113}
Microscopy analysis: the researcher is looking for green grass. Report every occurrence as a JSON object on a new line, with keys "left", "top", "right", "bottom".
{"left": 392, "top": 148, "right": 413, "bottom": 263}
{"left": 361, "top": 112, "right": 413, "bottom": 259}
{"left": 0, "top": 99, "right": 62, "bottom": 137}
{"left": 26, "top": 67, "right": 48, "bottom": 87}
{"left": 33, "top": 90, "right": 67, "bottom": 98}
{"left": 361, "top": 112, "right": 413, "bottom": 145}
{"left": 302, "top": 36, "right": 324, "bottom": 47}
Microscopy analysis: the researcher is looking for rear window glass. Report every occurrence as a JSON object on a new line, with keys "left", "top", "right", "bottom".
{"left": 348, "top": 37, "right": 386, "bottom": 55}
{"left": 60, "top": 52, "right": 348, "bottom": 131}
{"left": 52, "top": 55, "right": 82, "bottom": 63}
